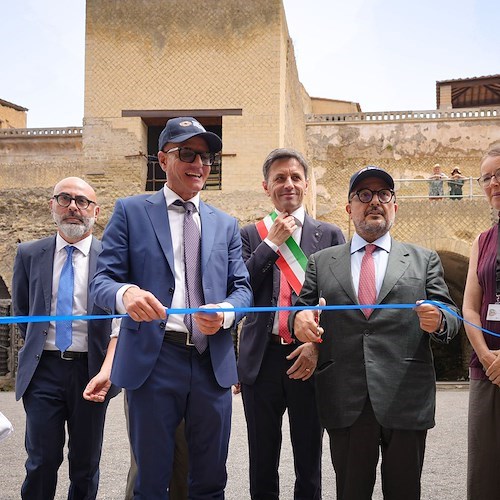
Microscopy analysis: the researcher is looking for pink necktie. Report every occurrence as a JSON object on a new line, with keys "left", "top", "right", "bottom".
{"left": 278, "top": 271, "right": 293, "bottom": 344}
{"left": 358, "top": 244, "right": 377, "bottom": 318}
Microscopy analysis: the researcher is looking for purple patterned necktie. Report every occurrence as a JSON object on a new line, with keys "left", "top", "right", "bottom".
{"left": 175, "top": 200, "right": 207, "bottom": 353}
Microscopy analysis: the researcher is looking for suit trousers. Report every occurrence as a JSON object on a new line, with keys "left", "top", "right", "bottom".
{"left": 21, "top": 353, "right": 108, "bottom": 500}
{"left": 127, "top": 341, "right": 231, "bottom": 500}
{"left": 124, "top": 391, "right": 189, "bottom": 500}
{"left": 326, "top": 397, "right": 427, "bottom": 500}
{"left": 241, "top": 342, "right": 322, "bottom": 500}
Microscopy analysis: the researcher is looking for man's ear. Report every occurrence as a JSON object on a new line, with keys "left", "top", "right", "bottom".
{"left": 262, "top": 180, "right": 270, "bottom": 196}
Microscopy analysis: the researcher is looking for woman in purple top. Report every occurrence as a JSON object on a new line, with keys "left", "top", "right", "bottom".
{"left": 463, "top": 147, "right": 500, "bottom": 500}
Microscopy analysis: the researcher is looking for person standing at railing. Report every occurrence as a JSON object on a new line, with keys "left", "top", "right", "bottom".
{"left": 448, "top": 167, "right": 467, "bottom": 200}
{"left": 463, "top": 147, "right": 500, "bottom": 500}
{"left": 428, "top": 163, "right": 448, "bottom": 200}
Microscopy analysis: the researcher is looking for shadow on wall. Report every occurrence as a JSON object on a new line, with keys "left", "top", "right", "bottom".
{"left": 432, "top": 251, "right": 470, "bottom": 381}
{"left": 0, "top": 276, "right": 9, "bottom": 300}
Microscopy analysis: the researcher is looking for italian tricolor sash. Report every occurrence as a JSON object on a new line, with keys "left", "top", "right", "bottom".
{"left": 256, "top": 211, "right": 308, "bottom": 294}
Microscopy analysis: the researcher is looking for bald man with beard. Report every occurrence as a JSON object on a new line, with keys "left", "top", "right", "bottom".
{"left": 12, "top": 177, "right": 119, "bottom": 500}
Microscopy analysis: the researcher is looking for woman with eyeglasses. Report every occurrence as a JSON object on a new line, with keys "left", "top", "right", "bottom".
{"left": 463, "top": 147, "right": 500, "bottom": 500}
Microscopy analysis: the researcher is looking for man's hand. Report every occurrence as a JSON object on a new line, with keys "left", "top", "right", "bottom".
{"left": 193, "top": 304, "right": 224, "bottom": 335}
{"left": 415, "top": 301, "right": 442, "bottom": 333}
{"left": 286, "top": 343, "right": 319, "bottom": 381}
{"left": 267, "top": 213, "right": 297, "bottom": 247}
{"left": 123, "top": 286, "right": 166, "bottom": 322}
{"left": 292, "top": 298, "right": 325, "bottom": 343}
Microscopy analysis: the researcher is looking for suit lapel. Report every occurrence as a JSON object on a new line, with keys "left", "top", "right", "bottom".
{"left": 88, "top": 237, "right": 100, "bottom": 312}
{"left": 301, "top": 215, "right": 322, "bottom": 257}
{"left": 377, "top": 240, "right": 411, "bottom": 305}
{"left": 41, "top": 236, "right": 56, "bottom": 314}
{"left": 199, "top": 201, "right": 215, "bottom": 272}
{"left": 329, "top": 245, "right": 358, "bottom": 305}
{"left": 145, "top": 190, "right": 175, "bottom": 272}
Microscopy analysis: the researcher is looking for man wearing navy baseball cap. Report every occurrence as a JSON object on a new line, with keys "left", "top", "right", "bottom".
{"left": 91, "top": 117, "right": 252, "bottom": 498}
{"left": 291, "top": 165, "right": 461, "bottom": 499}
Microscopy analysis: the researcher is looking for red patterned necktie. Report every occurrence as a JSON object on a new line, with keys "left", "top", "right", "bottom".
{"left": 278, "top": 271, "right": 293, "bottom": 344}
{"left": 358, "top": 244, "right": 377, "bottom": 318}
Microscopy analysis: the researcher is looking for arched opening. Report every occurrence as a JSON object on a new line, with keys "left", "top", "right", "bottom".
{"left": 433, "top": 251, "right": 470, "bottom": 380}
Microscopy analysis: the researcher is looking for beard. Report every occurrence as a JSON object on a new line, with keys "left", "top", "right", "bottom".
{"left": 52, "top": 211, "right": 95, "bottom": 240}
{"left": 354, "top": 207, "right": 395, "bottom": 240}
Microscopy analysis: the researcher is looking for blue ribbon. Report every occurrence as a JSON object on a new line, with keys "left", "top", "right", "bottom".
{"left": 4, "top": 299, "right": 499, "bottom": 338}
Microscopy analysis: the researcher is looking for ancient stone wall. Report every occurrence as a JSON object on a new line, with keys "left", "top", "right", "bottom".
{"left": 0, "top": 103, "right": 26, "bottom": 129}
{"left": 84, "top": 0, "right": 308, "bottom": 192}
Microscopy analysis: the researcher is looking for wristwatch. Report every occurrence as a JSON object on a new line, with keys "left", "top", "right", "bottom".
{"left": 433, "top": 312, "right": 447, "bottom": 335}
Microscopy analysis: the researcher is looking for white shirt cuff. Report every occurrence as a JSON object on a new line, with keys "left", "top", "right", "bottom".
{"left": 264, "top": 237, "right": 279, "bottom": 253}
{"left": 116, "top": 284, "right": 139, "bottom": 314}
{"left": 219, "top": 302, "right": 235, "bottom": 329}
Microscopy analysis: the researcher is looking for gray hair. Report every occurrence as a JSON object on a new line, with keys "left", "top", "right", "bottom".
{"left": 480, "top": 147, "right": 500, "bottom": 168}
{"left": 262, "top": 148, "right": 309, "bottom": 181}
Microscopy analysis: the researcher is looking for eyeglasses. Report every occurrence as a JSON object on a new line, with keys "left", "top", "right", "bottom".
{"left": 165, "top": 147, "right": 219, "bottom": 166}
{"left": 52, "top": 193, "right": 96, "bottom": 210}
{"left": 477, "top": 169, "right": 500, "bottom": 188}
{"left": 351, "top": 188, "right": 395, "bottom": 204}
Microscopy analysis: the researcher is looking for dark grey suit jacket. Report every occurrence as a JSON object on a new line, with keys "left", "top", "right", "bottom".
{"left": 12, "top": 235, "right": 119, "bottom": 401}
{"left": 238, "top": 214, "right": 345, "bottom": 385}
{"left": 291, "top": 238, "right": 461, "bottom": 431}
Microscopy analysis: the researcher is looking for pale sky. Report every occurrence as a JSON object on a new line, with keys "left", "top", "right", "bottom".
{"left": 1, "top": 0, "right": 498, "bottom": 128}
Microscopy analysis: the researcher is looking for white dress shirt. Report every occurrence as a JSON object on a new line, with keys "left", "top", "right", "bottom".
{"left": 350, "top": 231, "right": 392, "bottom": 298}
{"left": 116, "top": 184, "right": 234, "bottom": 331}
{"left": 45, "top": 233, "right": 92, "bottom": 352}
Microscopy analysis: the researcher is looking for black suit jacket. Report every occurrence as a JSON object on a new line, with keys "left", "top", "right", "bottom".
{"left": 238, "top": 214, "right": 345, "bottom": 385}
{"left": 12, "top": 235, "right": 119, "bottom": 401}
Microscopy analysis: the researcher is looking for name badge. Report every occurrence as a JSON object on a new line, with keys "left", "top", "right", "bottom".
{"left": 487, "top": 303, "right": 500, "bottom": 321}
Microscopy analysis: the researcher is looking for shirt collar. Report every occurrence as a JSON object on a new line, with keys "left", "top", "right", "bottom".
{"left": 350, "top": 231, "right": 392, "bottom": 255}
{"left": 275, "top": 206, "right": 305, "bottom": 226}
{"left": 55, "top": 233, "right": 92, "bottom": 256}
{"left": 163, "top": 184, "right": 201, "bottom": 211}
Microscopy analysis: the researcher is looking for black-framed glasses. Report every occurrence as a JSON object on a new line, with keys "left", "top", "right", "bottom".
{"left": 165, "top": 147, "right": 219, "bottom": 166}
{"left": 477, "top": 169, "right": 500, "bottom": 188}
{"left": 351, "top": 188, "right": 395, "bottom": 204}
{"left": 52, "top": 193, "right": 96, "bottom": 210}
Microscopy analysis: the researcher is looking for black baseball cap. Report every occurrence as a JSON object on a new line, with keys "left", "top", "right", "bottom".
{"left": 158, "top": 117, "right": 222, "bottom": 153}
{"left": 348, "top": 166, "right": 395, "bottom": 199}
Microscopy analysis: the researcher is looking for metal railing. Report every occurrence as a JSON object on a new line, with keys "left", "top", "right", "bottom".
{"left": 393, "top": 177, "right": 481, "bottom": 200}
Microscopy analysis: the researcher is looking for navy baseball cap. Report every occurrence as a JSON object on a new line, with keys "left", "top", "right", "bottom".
{"left": 158, "top": 117, "right": 222, "bottom": 153}
{"left": 348, "top": 166, "right": 394, "bottom": 198}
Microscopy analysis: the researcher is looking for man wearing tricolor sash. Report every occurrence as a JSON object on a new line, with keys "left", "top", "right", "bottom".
{"left": 237, "top": 148, "right": 345, "bottom": 499}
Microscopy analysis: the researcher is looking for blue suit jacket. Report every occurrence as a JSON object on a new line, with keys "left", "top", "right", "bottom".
{"left": 90, "top": 190, "right": 252, "bottom": 390}
{"left": 12, "top": 235, "right": 119, "bottom": 401}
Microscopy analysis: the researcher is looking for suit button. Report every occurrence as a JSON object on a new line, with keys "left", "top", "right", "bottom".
{"left": 363, "top": 329, "right": 371, "bottom": 336}
{"left": 43, "top": 330, "right": 48, "bottom": 336}
{"left": 169, "top": 288, "right": 174, "bottom": 294}
{"left": 159, "top": 322, "right": 166, "bottom": 329}
{"left": 35, "top": 354, "right": 40, "bottom": 360}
